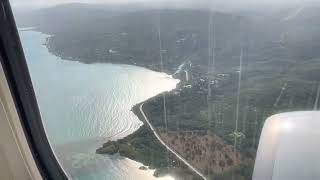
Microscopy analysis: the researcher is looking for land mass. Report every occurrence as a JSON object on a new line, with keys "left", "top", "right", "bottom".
{"left": 16, "top": 3, "right": 320, "bottom": 179}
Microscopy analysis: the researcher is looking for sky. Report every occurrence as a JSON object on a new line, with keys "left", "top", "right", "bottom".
{"left": 10, "top": 0, "right": 311, "bottom": 10}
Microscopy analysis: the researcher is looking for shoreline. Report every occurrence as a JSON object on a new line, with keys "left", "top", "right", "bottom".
{"left": 21, "top": 29, "right": 185, "bottom": 179}
{"left": 43, "top": 30, "right": 191, "bottom": 178}
{"left": 41, "top": 31, "right": 243, "bottom": 180}
{"left": 40, "top": 31, "right": 217, "bottom": 179}
{"left": 18, "top": 27, "right": 166, "bottom": 73}
{"left": 33, "top": 29, "right": 249, "bottom": 180}
{"left": 97, "top": 98, "right": 203, "bottom": 180}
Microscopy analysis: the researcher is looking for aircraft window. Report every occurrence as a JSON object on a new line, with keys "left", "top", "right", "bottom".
{"left": 9, "top": 0, "right": 320, "bottom": 179}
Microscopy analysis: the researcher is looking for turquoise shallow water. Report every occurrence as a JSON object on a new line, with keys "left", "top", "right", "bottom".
{"left": 19, "top": 30, "right": 178, "bottom": 180}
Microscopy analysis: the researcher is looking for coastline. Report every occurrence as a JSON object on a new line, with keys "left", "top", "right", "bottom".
{"left": 22, "top": 29, "right": 186, "bottom": 179}
{"left": 42, "top": 31, "right": 249, "bottom": 180}
{"left": 41, "top": 31, "right": 235, "bottom": 180}
{"left": 44, "top": 35, "right": 171, "bottom": 74}
{"left": 96, "top": 99, "right": 203, "bottom": 180}
{"left": 44, "top": 32, "right": 193, "bottom": 179}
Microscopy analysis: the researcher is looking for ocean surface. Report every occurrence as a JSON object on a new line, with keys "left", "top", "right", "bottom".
{"left": 19, "top": 30, "right": 179, "bottom": 180}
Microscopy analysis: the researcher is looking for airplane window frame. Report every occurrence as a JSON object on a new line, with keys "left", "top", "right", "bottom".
{"left": 0, "top": 1, "right": 69, "bottom": 179}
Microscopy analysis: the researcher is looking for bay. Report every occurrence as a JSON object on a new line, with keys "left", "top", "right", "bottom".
{"left": 19, "top": 30, "right": 178, "bottom": 180}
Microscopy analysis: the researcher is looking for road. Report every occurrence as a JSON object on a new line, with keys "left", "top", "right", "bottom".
{"left": 139, "top": 103, "right": 207, "bottom": 180}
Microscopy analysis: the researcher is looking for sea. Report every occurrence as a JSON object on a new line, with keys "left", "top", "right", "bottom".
{"left": 19, "top": 29, "right": 179, "bottom": 180}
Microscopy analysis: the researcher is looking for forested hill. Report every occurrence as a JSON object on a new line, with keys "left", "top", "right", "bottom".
{"left": 15, "top": 4, "right": 244, "bottom": 73}
{"left": 15, "top": 4, "right": 320, "bottom": 75}
{"left": 10, "top": 4, "right": 301, "bottom": 73}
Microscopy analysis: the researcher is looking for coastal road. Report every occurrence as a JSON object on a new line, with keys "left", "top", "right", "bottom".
{"left": 139, "top": 103, "right": 207, "bottom": 180}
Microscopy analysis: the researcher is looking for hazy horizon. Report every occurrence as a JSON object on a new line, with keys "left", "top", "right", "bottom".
{"left": 11, "top": 0, "right": 316, "bottom": 12}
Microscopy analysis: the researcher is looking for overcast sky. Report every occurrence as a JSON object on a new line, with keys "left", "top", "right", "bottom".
{"left": 10, "top": 0, "right": 311, "bottom": 10}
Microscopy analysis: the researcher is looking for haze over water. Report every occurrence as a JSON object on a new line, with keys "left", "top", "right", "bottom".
{"left": 20, "top": 30, "right": 178, "bottom": 180}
